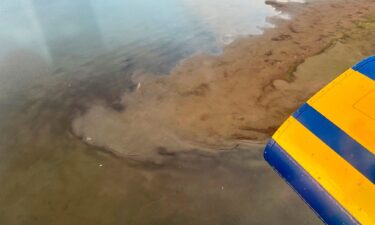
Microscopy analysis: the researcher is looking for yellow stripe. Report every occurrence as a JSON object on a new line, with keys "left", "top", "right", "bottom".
{"left": 273, "top": 117, "right": 375, "bottom": 224}
{"left": 307, "top": 69, "right": 375, "bottom": 154}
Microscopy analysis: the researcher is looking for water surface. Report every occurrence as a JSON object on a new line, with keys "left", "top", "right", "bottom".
{"left": 0, "top": 0, "right": 320, "bottom": 224}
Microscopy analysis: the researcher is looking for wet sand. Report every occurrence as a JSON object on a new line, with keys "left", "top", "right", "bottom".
{"left": 73, "top": 0, "right": 375, "bottom": 161}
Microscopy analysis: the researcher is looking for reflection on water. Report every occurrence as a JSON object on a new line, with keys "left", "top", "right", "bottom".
{"left": 0, "top": 0, "right": 276, "bottom": 69}
{"left": 0, "top": 0, "right": 319, "bottom": 224}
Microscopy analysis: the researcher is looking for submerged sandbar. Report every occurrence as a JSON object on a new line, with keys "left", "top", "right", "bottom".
{"left": 73, "top": 0, "right": 375, "bottom": 161}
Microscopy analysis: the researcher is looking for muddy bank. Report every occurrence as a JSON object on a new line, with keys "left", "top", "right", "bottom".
{"left": 73, "top": 0, "right": 375, "bottom": 161}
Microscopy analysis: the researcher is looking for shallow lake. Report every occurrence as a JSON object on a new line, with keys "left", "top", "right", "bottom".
{"left": 0, "top": 0, "right": 320, "bottom": 224}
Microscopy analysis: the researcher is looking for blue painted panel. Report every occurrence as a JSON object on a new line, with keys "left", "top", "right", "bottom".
{"left": 264, "top": 139, "right": 359, "bottom": 225}
{"left": 292, "top": 103, "right": 375, "bottom": 184}
{"left": 352, "top": 55, "right": 375, "bottom": 80}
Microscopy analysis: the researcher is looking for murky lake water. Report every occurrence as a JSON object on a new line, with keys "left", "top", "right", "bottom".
{"left": 0, "top": 0, "right": 320, "bottom": 224}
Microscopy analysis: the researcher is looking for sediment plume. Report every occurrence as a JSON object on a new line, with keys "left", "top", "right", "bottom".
{"left": 73, "top": 0, "right": 375, "bottom": 161}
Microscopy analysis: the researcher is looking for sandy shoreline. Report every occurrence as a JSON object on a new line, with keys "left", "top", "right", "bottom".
{"left": 73, "top": 0, "right": 375, "bottom": 162}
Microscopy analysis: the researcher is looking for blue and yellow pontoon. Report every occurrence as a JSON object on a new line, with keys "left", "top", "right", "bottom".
{"left": 264, "top": 56, "right": 375, "bottom": 225}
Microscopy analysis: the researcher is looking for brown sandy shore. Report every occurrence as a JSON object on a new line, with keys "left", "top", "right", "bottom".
{"left": 73, "top": 0, "right": 375, "bottom": 162}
